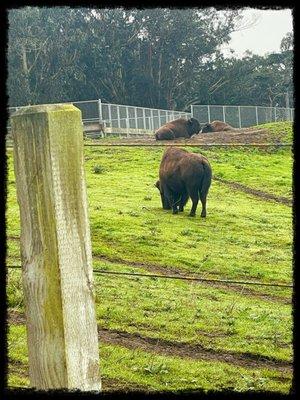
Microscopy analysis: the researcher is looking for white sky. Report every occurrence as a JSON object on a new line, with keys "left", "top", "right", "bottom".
{"left": 221, "top": 8, "right": 293, "bottom": 58}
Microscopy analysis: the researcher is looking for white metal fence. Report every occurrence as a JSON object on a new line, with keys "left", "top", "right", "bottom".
{"left": 72, "top": 100, "right": 191, "bottom": 132}
{"left": 191, "top": 105, "right": 294, "bottom": 129}
{"left": 8, "top": 100, "right": 294, "bottom": 135}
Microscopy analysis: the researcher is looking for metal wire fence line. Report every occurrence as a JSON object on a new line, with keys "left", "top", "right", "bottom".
{"left": 7, "top": 265, "right": 293, "bottom": 289}
{"left": 7, "top": 99, "right": 294, "bottom": 136}
{"left": 82, "top": 143, "right": 292, "bottom": 147}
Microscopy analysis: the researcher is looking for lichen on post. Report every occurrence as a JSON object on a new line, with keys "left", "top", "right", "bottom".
{"left": 11, "top": 104, "right": 101, "bottom": 391}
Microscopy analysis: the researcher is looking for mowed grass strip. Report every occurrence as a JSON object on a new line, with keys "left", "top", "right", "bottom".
{"left": 7, "top": 325, "right": 291, "bottom": 393}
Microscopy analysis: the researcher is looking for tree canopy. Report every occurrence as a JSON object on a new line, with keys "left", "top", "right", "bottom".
{"left": 7, "top": 7, "right": 293, "bottom": 109}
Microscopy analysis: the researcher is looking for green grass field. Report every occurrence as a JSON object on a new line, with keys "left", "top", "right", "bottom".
{"left": 6, "top": 122, "right": 293, "bottom": 393}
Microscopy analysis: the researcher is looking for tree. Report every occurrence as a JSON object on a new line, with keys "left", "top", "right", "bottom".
{"left": 7, "top": 8, "right": 293, "bottom": 110}
{"left": 7, "top": 7, "right": 242, "bottom": 108}
{"left": 8, "top": 7, "right": 96, "bottom": 106}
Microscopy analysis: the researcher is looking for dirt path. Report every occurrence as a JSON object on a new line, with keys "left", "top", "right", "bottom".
{"left": 213, "top": 176, "right": 292, "bottom": 206}
{"left": 99, "top": 327, "right": 292, "bottom": 374}
{"left": 8, "top": 311, "right": 292, "bottom": 374}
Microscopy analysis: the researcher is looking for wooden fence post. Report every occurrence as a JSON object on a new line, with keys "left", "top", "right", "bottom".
{"left": 11, "top": 104, "right": 101, "bottom": 391}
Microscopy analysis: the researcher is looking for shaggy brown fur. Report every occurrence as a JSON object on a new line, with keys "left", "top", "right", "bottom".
{"left": 155, "top": 147, "right": 212, "bottom": 217}
{"left": 155, "top": 118, "right": 200, "bottom": 140}
{"left": 201, "top": 120, "right": 234, "bottom": 133}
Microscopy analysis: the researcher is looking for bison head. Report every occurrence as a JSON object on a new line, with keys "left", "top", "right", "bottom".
{"left": 201, "top": 123, "right": 213, "bottom": 133}
{"left": 187, "top": 118, "right": 201, "bottom": 136}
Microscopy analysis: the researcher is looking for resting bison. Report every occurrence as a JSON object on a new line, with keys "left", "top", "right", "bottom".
{"left": 201, "top": 120, "right": 234, "bottom": 133}
{"left": 155, "top": 147, "right": 212, "bottom": 217}
{"left": 155, "top": 117, "right": 200, "bottom": 140}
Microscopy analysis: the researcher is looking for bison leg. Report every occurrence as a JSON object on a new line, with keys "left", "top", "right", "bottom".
{"left": 187, "top": 188, "right": 199, "bottom": 217}
{"left": 200, "top": 193, "right": 207, "bottom": 218}
{"left": 162, "top": 185, "right": 178, "bottom": 214}
{"left": 179, "top": 192, "right": 189, "bottom": 212}
{"left": 172, "top": 197, "right": 179, "bottom": 214}
{"left": 161, "top": 193, "right": 171, "bottom": 210}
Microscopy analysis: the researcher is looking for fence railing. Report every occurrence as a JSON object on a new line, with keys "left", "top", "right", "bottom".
{"left": 72, "top": 100, "right": 191, "bottom": 133}
{"left": 8, "top": 100, "right": 294, "bottom": 136}
{"left": 191, "top": 104, "right": 294, "bottom": 129}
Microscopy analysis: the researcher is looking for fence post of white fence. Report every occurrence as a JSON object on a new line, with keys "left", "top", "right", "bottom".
{"left": 255, "top": 106, "right": 259, "bottom": 126}
{"left": 11, "top": 104, "right": 101, "bottom": 391}
{"left": 142, "top": 108, "right": 146, "bottom": 130}
{"left": 117, "top": 106, "right": 121, "bottom": 129}
{"left": 98, "top": 99, "right": 104, "bottom": 138}
{"left": 274, "top": 107, "right": 277, "bottom": 122}
{"left": 190, "top": 105, "right": 194, "bottom": 120}
{"left": 223, "top": 106, "right": 226, "bottom": 123}
{"left": 126, "top": 106, "right": 130, "bottom": 137}
{"left": 158, "top": 109, "right": 162, "bottom": 127}
{"left": 108, "top": 103, "right": 112, "bottom": 126}
{"left": 98, "top": 99, "right": 102, "bottom": 123}
{"left": 134, "top": 107, "right": 138, "bottom": 130}
{"left": 238, "top": 106, "right": 242, "bottom": 128}
{"left": 150, "top": 109, "right": 154, "bottom": 131}
{"left": 125, "top": 117, "right": 129, "bottom": 137}
{"left": 207, "top": 105, "right": 211, "bottom": 123}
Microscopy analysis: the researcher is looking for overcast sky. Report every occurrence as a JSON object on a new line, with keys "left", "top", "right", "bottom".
{"left": 221, "top": 8, "right": 293, "bottom": 58}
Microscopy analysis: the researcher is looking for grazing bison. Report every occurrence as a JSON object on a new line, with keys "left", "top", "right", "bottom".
{"left": 155, "top": 147, "right": 212, "bottom": 217}
{"left": 201, "top": 120, "right": 234, "bottom": 133}
{"left": 155, "top": 117, "right": 200, "bottom": 140}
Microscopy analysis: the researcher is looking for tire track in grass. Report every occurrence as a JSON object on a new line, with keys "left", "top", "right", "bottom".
{"left": 213, "top": 176, "right": 292, "bottom": 206}
{"left": 8, "top": 311, "right": 292, "bottom": 374}
{"left": 98, "top": 328, "right": 292, "bottom": 374}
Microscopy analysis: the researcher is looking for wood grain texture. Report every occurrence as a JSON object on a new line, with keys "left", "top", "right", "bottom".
{"left": 11, "top": 104, "right": 101, "bottom": 391}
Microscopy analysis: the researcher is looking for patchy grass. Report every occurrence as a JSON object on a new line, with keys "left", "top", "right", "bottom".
{"left": 256, "top": 121, "right": 293, "bottom": 142}
{"left": 6, "top": 122, "right": 293, "bottom": 393}
{"left": 200, "top": 147, "right": 292, "bottom": 199}
{"left": 7, "top": 325, "right": 291, "bottom": 393}
{"left": 83, "top": 147, "right": 292, "bottom": 286}
{"left": 7, "top": 261, "right": 292, "bottom": 363}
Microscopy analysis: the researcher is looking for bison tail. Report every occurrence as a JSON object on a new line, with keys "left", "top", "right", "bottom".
{"left": 155, "top": 132, "right": 159, "bottom": 140}
{"left": 200, "top": 161, "right": 212, "bottom": 197}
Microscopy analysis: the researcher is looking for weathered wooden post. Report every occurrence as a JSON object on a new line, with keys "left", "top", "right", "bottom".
{"left": 11, "top": 104, "right": 101, "bottom": 391}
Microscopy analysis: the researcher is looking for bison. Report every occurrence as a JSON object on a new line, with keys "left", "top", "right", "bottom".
{"left": 201, "top": 120, "right": 234, "bottom": 133}
{"left": 155, "top": 147, "right": 212, "bottom": 217}
{"left": 155, "top": 117, "right": 200, "bottom": 140}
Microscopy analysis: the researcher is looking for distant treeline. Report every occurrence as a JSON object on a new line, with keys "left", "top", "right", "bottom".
{"left": 8, "top": 7, "right": 293, "bottom": 109}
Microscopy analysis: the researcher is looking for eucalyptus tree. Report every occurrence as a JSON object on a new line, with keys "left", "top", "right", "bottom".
{"left": 7, "top": 7, "right": 242, "bottom": 109}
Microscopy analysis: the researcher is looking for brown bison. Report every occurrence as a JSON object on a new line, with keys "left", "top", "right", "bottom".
{"left": 155, "top": 117, "right": 200, "bottom": 140}
{"left": 155, "top": 147, "right": 212, "bottom": 217}
{"left": 201, "top": 120, "right": 234, "bottom": 133}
